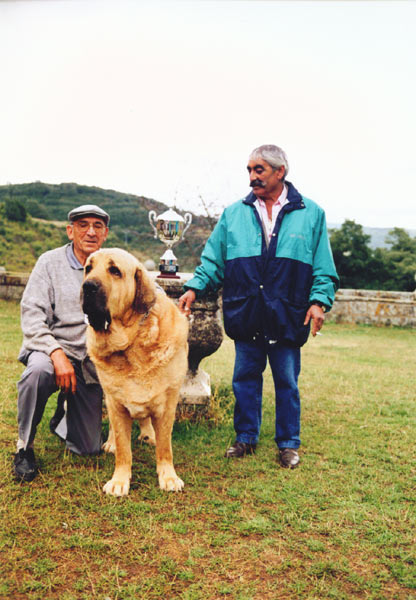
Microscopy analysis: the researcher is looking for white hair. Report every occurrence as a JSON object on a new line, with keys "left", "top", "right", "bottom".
{"left": 249, "top": 144, "right": 289, "bottom": 179}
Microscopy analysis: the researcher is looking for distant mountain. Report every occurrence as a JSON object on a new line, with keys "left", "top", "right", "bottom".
{"left": 328, "top": 223, "right": 416, "bottom": 249}
{"left": 0, "top": 182, "right": 214, "bottom": 272}
{"left": 2, "top": 182, "right": 414, "bottom": 272}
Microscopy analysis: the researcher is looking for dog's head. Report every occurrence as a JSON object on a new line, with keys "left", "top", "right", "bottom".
{"left": 81, "top": 248, "right": 156, "bottom": 332}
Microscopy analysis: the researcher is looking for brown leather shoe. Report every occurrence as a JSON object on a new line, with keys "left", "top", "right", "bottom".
{"left": 225, "top": 441, "right": 256, "bottom": 458}
{"left": 279, "top": 448, "right": 300, "bottom": 469}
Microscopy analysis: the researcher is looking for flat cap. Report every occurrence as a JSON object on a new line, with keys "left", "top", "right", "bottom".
{"left": 68, "top": 204, "right": 110, "bottom": 225}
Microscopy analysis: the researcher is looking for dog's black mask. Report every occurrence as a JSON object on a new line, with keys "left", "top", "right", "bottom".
{"left": 81, "top": 279, "right": 112, "bottom": 332}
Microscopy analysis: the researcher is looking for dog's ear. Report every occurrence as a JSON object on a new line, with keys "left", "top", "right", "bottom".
{"left": 133, "top": 267, "right": 156, "bottom": 314}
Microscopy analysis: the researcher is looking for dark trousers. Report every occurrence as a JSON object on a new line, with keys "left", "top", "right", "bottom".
{"left": 17, "top": 351, "right": 102, "bottom": 455}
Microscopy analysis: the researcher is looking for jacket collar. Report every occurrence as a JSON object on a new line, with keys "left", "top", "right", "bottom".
{"left": 243, "top": 180, "right": 304, "bottom": 207}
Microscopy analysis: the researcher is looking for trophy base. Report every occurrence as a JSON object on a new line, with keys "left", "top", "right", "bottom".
{"left": 157, "top": 261, "right": 179, "bottom": 279}
{"left": 157, "top": 273, "right": 181, "bottom": 279}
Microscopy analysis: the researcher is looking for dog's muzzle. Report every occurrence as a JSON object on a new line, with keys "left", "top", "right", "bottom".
{"left": 81, "top": 279, "right": 111, "bottom": 332}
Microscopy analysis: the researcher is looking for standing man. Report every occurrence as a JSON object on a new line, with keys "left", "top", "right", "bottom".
{"left": 13, "top": 204, "right": 110, "bottom": 482}
{"left": 179, "top": 145, "right": 339, "bottom": 468}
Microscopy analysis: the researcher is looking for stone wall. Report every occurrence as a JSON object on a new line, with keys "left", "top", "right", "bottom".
{"left": 0, "top": 272, "right": 29, "bottom": 301}
{"left": 326, "top": 289, "right": 416, "bottom": 328}
{"left": 1, "top": 272, "right": 415, "bottom": 328}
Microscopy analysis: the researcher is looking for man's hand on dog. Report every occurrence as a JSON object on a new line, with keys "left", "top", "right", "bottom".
{"left": 178, "top": 289, "right": 196, "bottom": 314}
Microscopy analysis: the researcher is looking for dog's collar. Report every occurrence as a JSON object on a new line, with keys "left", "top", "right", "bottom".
{"left": 138, "top": 304, "right": 154, "bottom": 324}
{"left": 139, "top": 311, "right": 150, "bottom": 323}
{"left": 137, "top": 290, "right": 159, "bottom": 324}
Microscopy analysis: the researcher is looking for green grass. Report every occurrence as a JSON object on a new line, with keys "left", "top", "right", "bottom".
{"left": 0, "top": 298, "right": 415, "bottom": 599}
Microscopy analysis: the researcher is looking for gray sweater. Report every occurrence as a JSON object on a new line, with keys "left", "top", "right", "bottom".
{"left": 19, "top": 244, "right": 87, "bottom": 362}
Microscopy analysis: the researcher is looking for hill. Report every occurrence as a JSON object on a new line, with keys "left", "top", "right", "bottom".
{"left": 1, "top": 183, "right": 414, "bottom": 281}
{"left": 328, "top": 223, "right": 416, "bottom": 249}
{"left": 0, "top": 182, "right": 214, "bottom": 272}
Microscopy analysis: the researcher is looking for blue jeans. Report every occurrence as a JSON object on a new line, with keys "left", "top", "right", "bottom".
{"left": 232, "top": 340, "right": 301, "bottom": 449}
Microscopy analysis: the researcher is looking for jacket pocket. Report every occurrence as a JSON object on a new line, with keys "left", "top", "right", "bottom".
{"left": 223, "top": 295, "right": 262, "bottom": 341}
{"left": 263, "top": 298, "right": 310, "bottom": 347}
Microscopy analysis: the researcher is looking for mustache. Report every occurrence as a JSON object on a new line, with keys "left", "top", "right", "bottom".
{"left": 250, "top": 179, "right": 266, "bottom": 188}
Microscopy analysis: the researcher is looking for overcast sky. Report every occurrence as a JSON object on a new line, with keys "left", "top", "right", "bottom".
{"left": 1, "top": 0, "right": 415, "bottom": 228}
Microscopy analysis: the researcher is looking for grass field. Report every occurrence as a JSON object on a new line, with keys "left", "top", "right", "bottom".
{"left": 0, "top": 298, "right": 415, "bottom": 600}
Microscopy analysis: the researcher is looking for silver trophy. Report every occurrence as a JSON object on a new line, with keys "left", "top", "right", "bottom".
{"left": 149, "top": 208, "right": 192, "bottom": 278}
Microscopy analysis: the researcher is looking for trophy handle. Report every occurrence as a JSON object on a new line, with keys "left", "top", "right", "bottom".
{"left": 148, "top": 210, "right": 158, "bottom": 239}
{"left": 182, "top": 213, "right": 192, "bottom": 240}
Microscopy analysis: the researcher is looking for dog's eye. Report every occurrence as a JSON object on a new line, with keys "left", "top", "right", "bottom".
{"left": 109, "top": 265, "right": 122, "bottom": 277}
{"left": 85, "top": 264, "right": 92, "bottom": 274}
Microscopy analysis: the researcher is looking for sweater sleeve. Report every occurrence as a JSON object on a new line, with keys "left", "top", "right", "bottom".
{"left": 184, "top": 211, "right": 227, "bottom": 297}
{"left": 20, "top": 256, "right": 62, "bottom": 356}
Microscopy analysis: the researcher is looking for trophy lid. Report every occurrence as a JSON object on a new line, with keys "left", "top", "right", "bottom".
{"left": 155, "top": 208, "right": 185, "bottom": 222}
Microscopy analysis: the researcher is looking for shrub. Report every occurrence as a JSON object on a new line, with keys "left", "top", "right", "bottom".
{"left": 5, "top": 199, "right": 27, "bottom": 222}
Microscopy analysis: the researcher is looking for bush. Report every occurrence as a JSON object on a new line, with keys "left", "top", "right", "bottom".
{"left": 5, "top": 199, "right": 27, "bottom": 222}
{"left": 25, "top": 199, "right": 50, "bottom": 219}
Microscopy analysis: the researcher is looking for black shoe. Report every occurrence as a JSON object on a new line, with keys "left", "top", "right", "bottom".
{"left": 279, "top": 448, "right": 300, "bottom": 469}
{"left": 13, "top": 448, "right": 38, "bottom": 482}
{"left": 225, "top": 441, "right": 256, "bottom": 458}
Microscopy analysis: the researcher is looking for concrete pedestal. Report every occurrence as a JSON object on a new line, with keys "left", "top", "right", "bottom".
{"left": 148, "top": 272, "right": 224, "bottom": 409}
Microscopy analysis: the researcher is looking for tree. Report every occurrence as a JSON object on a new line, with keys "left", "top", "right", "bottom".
{"left": 330, "top": 222, "right": 416, "bottom": 291}
{"left": 5, "top": 198, "right": 27, "bottom": 222}
{"left": 384, "top": 228, "right": 416, "bottom": 291}
{"left": 330, "top": 220, "right": 373, "bottom": 288}
{"left": 25, "top": 199, "right": 50, "bottom": 219}
{"left": 385, "top": 227, "right": 416, "bottom": 254}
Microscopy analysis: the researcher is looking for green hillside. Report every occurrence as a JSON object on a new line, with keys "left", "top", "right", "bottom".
{"left": 0, "top": 182, "right": 213, "bottom": 272}
{"left": 2, "top": 182, "right": 415, "bottom": 291}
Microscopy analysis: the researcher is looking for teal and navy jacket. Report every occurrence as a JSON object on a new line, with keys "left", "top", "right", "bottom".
{"left": 185, "top": 182, "right": 339, "bottom": 347}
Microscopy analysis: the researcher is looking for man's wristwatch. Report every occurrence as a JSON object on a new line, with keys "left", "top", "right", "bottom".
{"left": 311, "top": 301, "right": 327, "bottom": 312}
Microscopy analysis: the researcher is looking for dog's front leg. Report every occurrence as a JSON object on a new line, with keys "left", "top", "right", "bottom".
{"left": 103, "top": 402, "right": 133, "bottom": 497}
{"left": 152, "top": 391, "right": 184, "bottom": 492}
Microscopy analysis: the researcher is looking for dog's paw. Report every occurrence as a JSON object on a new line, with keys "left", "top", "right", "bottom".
{"left": 138, "top": 432, "right": 156, "bottom": 446}
{"left": 102, "top": 439, "right": 116, "bottom": 454}
{"left": 103, "top": 478, "right": 130, "bottom": 497}
{"left": 159, "top": 474, "right": 185, "bottom": 492}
